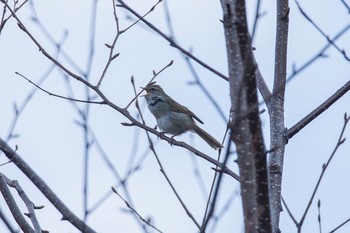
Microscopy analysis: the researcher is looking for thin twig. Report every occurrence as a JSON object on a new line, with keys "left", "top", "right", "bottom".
{"left": 96, "top": 0, "right": 121, "bottom": 88}
{"left": 340, "top": 0, "right": 350, "bottom": 13}
{"left": 189, "top": 152, "right": 208, "bottom": 199}
{"left": 251, "top": 0, "right": 266, "bottom": 42}
{"left": 200, "top": 136, "right": 232, "bottom": 232}
{"left": 297, "top": 113, "right": 350, "bottom": 231}
{"left": 111, "top": 187, "right": 163, "bottom": 233}
{"left": 5, "top": 1, "right": 238, "bottom": 179}
{"left": 287, "top": 23, "right": 350, "bottom": 83}
{"left": 124, "top": 60, "right": 174, "bottom": 109}
{"left": 6, "top": 33, "right": 68, "bottom": 142}
{"left": 28, "top": 0, "right": 85, "bottom": 76}
{"left": 287, "top": 80, "right": 350, "bottom": 140}
{"left": 281, "top": 196, "right": 298, "bottom": 226}
{"left": 130, "top": 77, "right": 201, "bottom": 229}
{"left": 0, "top": 0, "right": 28, "bottom": 35}
{"left": 17, "top": 69, "right": 238, "bottom": 179}
{"left": 0, "top": 0, "right": 8, "bottom": 33}
{"left": 294, "top": 0, "right": 350, "bottom": 61}
{"left": 81, "top": 0, "right": 99, "bottom": 222}
{"left": 15, "top": 72, "right": 105, "bottom": 104}
{"left": 329, "top": 217, "right": 350, "bottom": 233}
{"left": 208, "top": 188, "right": 239, "bottom": 233}
{"left": 117, "top": 0, "right": 229, "bottom": 81}
{"left": 202, "top": 123, "right": 233, "bottom": 228}
{"left": 119, "top": 0, "right": 162, "bottom": 34}
{"left": 317, "top": 199, "right": 322, "bottom": 233}
{"left": 84, "top": 121, "right": 149, "bottom": 233}
{"left": 161, "top": 1, "right": 227, "bottom": 122}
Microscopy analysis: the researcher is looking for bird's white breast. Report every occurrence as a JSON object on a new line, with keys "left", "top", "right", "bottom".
{"left": 156, "top": 111, "right": 194, "bottom": 135}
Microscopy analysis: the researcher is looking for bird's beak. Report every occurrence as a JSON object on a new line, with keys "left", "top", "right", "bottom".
{"left": 141, "top": 87, "right": 149, "bottom": 97}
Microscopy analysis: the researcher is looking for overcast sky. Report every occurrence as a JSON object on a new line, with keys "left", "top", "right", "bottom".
{"left": 1, "top": 0, "right": 350, "bottom": 232}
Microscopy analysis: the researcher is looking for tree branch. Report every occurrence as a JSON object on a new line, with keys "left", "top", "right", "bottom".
{"left": 287, "top": 80, "right": 350, "bottom": 140}
{"left": 117, "top": 0, "right": 229, "bottom": 81}
{"left": 220, "top": 0, "right": 271, "bottom": 232}
{"left": 269, "top": 0, "right": 289, "bottom": 232}
{"left": 0, "top": 174, "right": 35, "bottom": 233}
{"left": 0, "top": 139, "right": 97, "bottom": 233}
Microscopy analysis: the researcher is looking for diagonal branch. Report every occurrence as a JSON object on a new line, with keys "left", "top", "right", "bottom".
{"left": 287, "top": 23, "right": 350, "bottom": 82}
{"left": 0, "top": 174, "right": 35, "bottom": 233}
{"left": 4, "top": 0, "right": 239, "bottom": 181}
{"left": 297, "top": 113, "right": 350, "bottom": 231}
{"left": 0, "top": 139, "right": 97, "bottom": 233}
{"left": 294, "top": 0, "right": 350, "bottom": 61}
{"left": 112, "top": 187, "right": 163, "bottom": 233}
{"left": 287, "top": 80, "right": 350, "bottom": 140}
{"left": 117, "top": 0, "right": 229, "bottom": 81}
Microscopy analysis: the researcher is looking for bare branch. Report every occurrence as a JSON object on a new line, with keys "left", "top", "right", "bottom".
{"left": 287, "top": 80, "right": 350, "bottom": 140}
{"left": 3, "top": 175, "right": 44, "bottom": 232}
{"left": 317, "top": 200, "right": 322, "bottom": 233}
{"left": 130, "top": 79, "right": 201, "bottom": 229}
{"left": 0, "top": 174, "right": 35, "bottom": 233}
{"left": 161, "top": 2, "right": 228, "bottom": 122}
{"left": 15, "top": 72, "right": 105, "bottom": 104}
{"left": 124, "top": 60, "right": 174, "bottom": 109}
{"left": 1, "top": 2, "right": 237, "bottom": 178}
{"left": 0, "top": 138, "right": 97, "bottom": 233}
{"left": 111, "top": 187, "right": 163, "bottom": 233}
{"left": 297, "top": 113, "right": 350, "bottom": 231}
{"left": 287, "top": 23, "right": 350, "bottom": 82}
{"left": 96, "top": 0, "right": 122, "bottom": 88}
{"left": 269, "top": 1, "right": 289, "bottom": 232}
{"left": 281, "top": 196, "right": 298, "bottom": 226}
{"left": 251, "top": 0, "right": 266, "bottom": 42}
{"left": 340, "top": 0, "right": 350, "bottom": 13}
{"left": 0, "top": 0, "right": 28, "bottom": 35}
{"left": 329, "top": 217, "right": 350, "bottom": 233}
{"left": 294, "top": 0, "right": 350, "bottom": 61}
{"left": 117, "top": 0, "right": 229, "bottom": 81}
{"left": 200, "top": 135, "right": 232, "bottom": 232}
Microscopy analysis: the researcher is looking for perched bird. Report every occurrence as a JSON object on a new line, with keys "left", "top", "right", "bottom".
{"left": 143, "top": 84, "right": 223, "bottom": 150}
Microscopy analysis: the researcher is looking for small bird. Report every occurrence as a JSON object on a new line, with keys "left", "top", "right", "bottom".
{"left": 143, "top": 84, "right": 223, "bottom": 150}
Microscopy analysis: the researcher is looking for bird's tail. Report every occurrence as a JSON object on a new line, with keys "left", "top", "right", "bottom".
{"left": 193, "top": 125, "right": 223, "bottom": 150}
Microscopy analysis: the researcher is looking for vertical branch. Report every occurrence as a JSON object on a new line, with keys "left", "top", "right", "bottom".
{"left": 82, "top": 0, "right": 98, "bottom": 223}
{"left": 268, "top": 0, "right": 289, "bottom": 232}
{"left": 251, "top": 0, "right": 263, "bottom": 42}
{"left": 220, "top": 0, "right": 271, "bottom": 232}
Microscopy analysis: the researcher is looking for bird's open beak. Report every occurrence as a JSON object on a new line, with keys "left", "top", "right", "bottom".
{"left": 141, "top": 87, "right": 149, "bottom": 97}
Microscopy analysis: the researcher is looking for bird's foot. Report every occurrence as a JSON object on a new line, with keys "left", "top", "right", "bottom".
{"left": 169, "top": 135, "right": 179, "bottom": 147}
{"left": 157, "top": 131, "right": 166, "bottom": 139}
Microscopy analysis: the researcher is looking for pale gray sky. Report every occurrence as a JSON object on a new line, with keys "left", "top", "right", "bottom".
{"left": 1, "top": 0, "right": 350, "bottom": 232}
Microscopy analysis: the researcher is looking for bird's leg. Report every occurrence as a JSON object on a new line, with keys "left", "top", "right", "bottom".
{"left": 154, "top": 125, "right": 166, "bottom": 139}
{"left": 169, "top": 134, "right": 180, "bottom": 146}
{"left": 157, "top": 131, "right": 166, "bottom": 139}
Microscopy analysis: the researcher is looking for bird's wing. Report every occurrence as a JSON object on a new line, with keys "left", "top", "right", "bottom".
{"left": 167, "top": 97, "right": 204, "bottom": 124}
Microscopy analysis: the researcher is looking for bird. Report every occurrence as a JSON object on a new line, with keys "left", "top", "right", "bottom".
{"left": 143, "top": 84, "right": 223, "bottom": 150}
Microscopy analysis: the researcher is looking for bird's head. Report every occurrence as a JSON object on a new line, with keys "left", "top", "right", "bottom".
{"left": 142, "top": 84, "right": 165, "bottom": 98}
